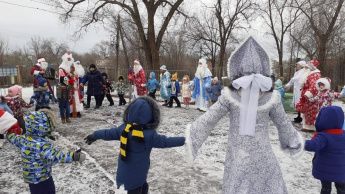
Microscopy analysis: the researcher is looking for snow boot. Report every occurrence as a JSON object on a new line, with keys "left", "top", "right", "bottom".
{"left": 84, "top": 105, "right": 90, "bottom": 109}
{"left": 66, "top": 118, "right": 71, "bottom": 123}
{"left": 61, "top": 118, "right": 66, "bottom": 124}
{"left": 95, "top": 105, "right": 100, "bottom": 109}
{"left": 77, "top": 112, "right": 82, "bottom": 118}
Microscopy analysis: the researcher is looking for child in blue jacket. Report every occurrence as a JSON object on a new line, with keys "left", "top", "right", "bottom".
{"left": 305, "top": 106, "right": 345, "bottom": 194}
{"left": 145, "top": 72, "right": 160, "bottom": 100}
{"left": 167, "top": 72, "right": 181, "bottom": 108}
{"left": 30, "top": 74, "right": 58, "bottom": 111}
{"left": 3, "top": 109, "right": 85, "bottom": 194}
{"left": 274, "top": 79, "right": 285, "bottom": 104}
{"left": 84, "top": 96, "right": 185, "bottom": 193}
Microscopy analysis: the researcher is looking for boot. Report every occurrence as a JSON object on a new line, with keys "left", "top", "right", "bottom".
{"left": 61, "top": 118, "right": 66, "bottom": 124}
{"left": 162, "top": 100, "right": 168, "bottom": 106}
{"left": 84, "top": 104, "right": 90, "bottom": 108}
{"left": 77, "top": 112, "right": 82, "bottom": 118}
{"left": 66, "top": 118, "right": 71, "bottom": 123}
{"left": 109, "top": 103, "right": 114, "bottom": 106}
{"left": 294, "top": 117, "right": 302, "bottom": 123}
{"left": 95, "top": 105, "right": 100, "bottom": 109}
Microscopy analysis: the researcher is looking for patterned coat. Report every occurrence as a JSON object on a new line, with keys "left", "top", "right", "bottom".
{"left": 30, "top": 88, "right": 57, "bottom": 109}
{"left": 160, "top": 71, "right": 171, "bottom": 100}
{"left": 186, "top": 88, "right": 302, "bottom": 194}
{"left": 298, "top": 70, "right": 321, "bottom": 126}
{"left": 128, "top": 69, "right": 146, "bottom": 96}
{"left": 115, "top": 82, "right": 128, "bottom": 95}
{"left": 6, "top": 111, "right": 74, "bottom": 184}
{"left": 309, "top": 90, "right": 340, "bottom": 110}
{"left": 5, "top": 96, "right": 31, "bottom": 118}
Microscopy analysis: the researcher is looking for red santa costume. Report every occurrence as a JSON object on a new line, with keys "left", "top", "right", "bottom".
{"left": 296, "top": 59, "right": 321, "bottom": 131}
{"left": 128, "top": 59, "right": 146, "bottom": 98}
{"left": 30, "top": 57, "right": 54, "bottom": 96}
{"left": 58, "top": 53, "right": 83, "bottom": 114}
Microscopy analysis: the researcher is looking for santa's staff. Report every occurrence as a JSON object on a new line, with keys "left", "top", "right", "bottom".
{"left": 70, "top": 64, "right": 77, "bottom": 118}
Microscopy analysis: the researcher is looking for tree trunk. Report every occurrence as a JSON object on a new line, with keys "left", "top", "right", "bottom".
{"left": 219, "top": 43, "right": 226, "bottom": 73}
{"left": 279, "top": 51, "right": 283, "bottom": 78}
{"left": 317, "top": 40, "right": 327, "bottom": 77}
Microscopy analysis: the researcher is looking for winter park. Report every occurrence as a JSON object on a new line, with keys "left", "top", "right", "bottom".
{"left": 2, "top": 0, "right": 345, "bottom": 194}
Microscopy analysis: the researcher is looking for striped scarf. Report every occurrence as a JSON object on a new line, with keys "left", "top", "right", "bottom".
{"left": 120, "top": 123, "right": 145, "bottom": 161}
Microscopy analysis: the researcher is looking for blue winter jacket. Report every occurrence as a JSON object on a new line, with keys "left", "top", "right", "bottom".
{"left": 305, "top": 106, "right": 345, "bottom": 182}
{"left": 167, "top": 80, "right": 180, "bottom": 97}
{"left": 82, "top": 70, "right": 106, "bottom": 96}
{"left": 208, "top": 81, "right": 222, "bottom": 102}
{"left": 0, "top": 102, "right": 13, "bottom": 114}
{"left": 30, "top": 88, "right": 57, "bottom": 109}
{"left": 7, "top": 111, "right": 74, "bottom": 184}
{"left": 146, "top": 72, "right": 160, "bottom": 93}
{"left": 93, "top": 98, "right": 185, "bottom": 190}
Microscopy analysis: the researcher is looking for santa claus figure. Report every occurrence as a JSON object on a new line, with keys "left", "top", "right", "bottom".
{"left": 59, "top": 53, "right": 83, "bottom": 117}
{"left": 296, "top": 59, "right": 321, "bottom": 132}
{"left": 128, "top": 59, "right": 146, "bottom": 99}
{"left": 74, "top": 59, "right": 86, "bottom": 105}
{"left": 190, "top": 58, "right": 212, "bottom": 111}
{"left": 30, "top": 57, "right": 54, "bottom": 96}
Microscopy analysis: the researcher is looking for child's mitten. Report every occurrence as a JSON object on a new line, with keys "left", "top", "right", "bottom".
{"left": 73, "top": 149, "right": 86, "bottom": 163}
{"left": 84, "top": 134, "right": 97, "bottom": 145}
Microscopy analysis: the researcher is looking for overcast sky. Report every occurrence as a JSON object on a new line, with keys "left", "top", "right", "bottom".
{"left": 0, "top": 0, "right": 285, "bottom": 61}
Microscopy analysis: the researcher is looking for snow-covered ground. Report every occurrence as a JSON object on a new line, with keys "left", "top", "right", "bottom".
{"left": 0, "top": 87, "right": 343, "bottom": 193}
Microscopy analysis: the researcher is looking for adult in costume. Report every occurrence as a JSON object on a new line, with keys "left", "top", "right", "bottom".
{"left": 185, "top": 37, "right": 303, "bottom": 194}
{"left": 296, "top": 59, "right": 321, "bottom": 132}
{"left": 128, "top": 59, "right": 146, "bottom": 99}
{"left": 30, "top": 57, "right": 54, "bottom": 96}
{"left": 74, "top": 60, "right": 86, "bottom": 105}
{"left": 159, "top": 65, "right": 171, "bottom": 106}
{"left": 284, "top": 60, "right": 306, "bottom": 123}
{"left": 58, "top": 53, "right": 83, "bottom": 117}
{"left": 190, "top": 58, "right": 212, "bottom": 111}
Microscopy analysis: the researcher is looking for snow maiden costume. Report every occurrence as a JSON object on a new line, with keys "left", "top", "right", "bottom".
{"left": 190, "top": 58, "right": 212, "bottom": 111}
{"left": 185, "top": 37, "right": 303, "bottom": 194}
{"left": 160, "top": 65, "right": 171, "bottom": 106}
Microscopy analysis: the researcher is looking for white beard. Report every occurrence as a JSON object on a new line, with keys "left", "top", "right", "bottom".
{"left": 196, "top": 66, "right": 205, "bottom": 79}
{"left": 134, "top": 64, "right": 142, "bottom": 75}
{"left": 75, "top": 65, "right": 85, "bottom": 77}
{"left": 299, "top": 68, "right": 311, "bottom": 87}
{"left": 59, "top": 61, "right": 73, "bottom": 73}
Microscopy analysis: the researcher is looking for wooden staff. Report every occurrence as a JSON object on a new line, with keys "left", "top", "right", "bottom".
{"left": 70, "top": 65, "right": 77, "bottom": 118}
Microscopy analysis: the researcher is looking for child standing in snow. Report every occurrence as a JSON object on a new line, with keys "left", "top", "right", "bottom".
{"left": 306, "top": 77, "right": 342, "bottom": 111}
{"left": 100, "top": 72, "right": 115, "bottom": 106}
{"left": 4, "top": 109, "right": 86, "bottom": 194}
{"left": 305, "top": 106, "right": 345, "bottom": 194}
{"left": 207, "top": 77, "right": 222, "bottom": 104}
{"left": 84, "top": 96, "right": 185, "bottom": 193}
{"left": 30, "top": 74, "right": 58, "bottom": 111}
{"left": 145, "top": 72, "right": 160, "bottom": 100}
{"left": 115, "top": 75, "right": 127, "bottom": 106}
{"left": 56, "top": 77, "right": 72, "bottom": 123}
{"left": 181, "top": 75, "right": 192, "bottom": 109}
{"left": 167, "top": 73, "right": 181, "bottom": 108}
{"left": 5, "top": 85, "right": 32, "bottom": 133}
{"left": 274, "top": 79, "right": 285, "bottom": 104}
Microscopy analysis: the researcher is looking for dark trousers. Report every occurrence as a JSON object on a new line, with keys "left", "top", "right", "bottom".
{"left": 321, "top": 180, "right": 345, "bottom": 194}
{"left": 118, "top": 94, "right": 127, "bottom": 105}
{"left": 168, "top": 96, "right": 181, "bottom": 107}
{"left": 148, "top": 89, "right": 156, "bottom": 100}
{"left": 29, "top": 177, "right": 55, "bottom": 194}
{"left": 128, "top": 182, "right": 148, "bottom": 194}
{"left": 58, "top": 101, "right": 70, "bottom": 118}
{"left": 16, "top": 116, "right": 26, "bottom": 134}
{"left": 100, "top": 94, "right": 114, "bottom": 106}
{"left": 87, "top": 95, "right": 101, "bottom": 106}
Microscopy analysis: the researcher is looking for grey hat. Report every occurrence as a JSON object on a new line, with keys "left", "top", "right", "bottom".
{"left": 228, "top": 36, "right": 270, "bottom": 77}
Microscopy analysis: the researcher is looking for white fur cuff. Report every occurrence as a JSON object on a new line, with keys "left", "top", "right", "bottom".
{"left": 290, "top": 132, "right": 305, "bottom": 160}
{"left": 185, "top": 124, "right": 194, "bottom": 166}
{"left": 305, "top": 91, "right": 313, "bottom": 98}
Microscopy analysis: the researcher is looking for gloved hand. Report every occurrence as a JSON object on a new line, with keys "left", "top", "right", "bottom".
{"left": 84, "top": 134, "right": 97, "bottom": 145}
{"left": 141, "top": 84, "right": 146, "bottom": 87}
{"left": 73, "top": 149, "right": 86, "bottom": 163}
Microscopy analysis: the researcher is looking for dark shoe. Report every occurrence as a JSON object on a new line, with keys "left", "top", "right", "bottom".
{"left": 118, "top": 104, "right": 122, "bottom": 106}
{"left": 61, "top": 118, "right": 66, "bottom": 124}
{"left": 162, "top": 103, "right": 168, "bottom": 106}
{"left": 70, "top": 113, "right": 73, "bottom": 117}
{"left": 175, "top": 106, "right": 181, "bottom": 108}
{"left": 84, "top": 105, "right": 90, "bottom": 109}
{"left": 123, "top": 102, "right": 127, "bottom": 105}
{"left": 294, "top": 117, "right": 302, "bottom": 123}
{"left": 77, "top": 112, "right": 82, "bottom": 118}
{"left": 109, "top": 104, "right": 114, "bottom": 106}
{"left": 167, "top": 105, "right": 173, "bottom": 108}
{"left": 95, "top": 105, "right": 100, "bottom": 109}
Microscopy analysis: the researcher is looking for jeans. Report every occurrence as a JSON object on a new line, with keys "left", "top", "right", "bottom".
{"left": 29, "top": 177, "right": 55, "bottom": 194}
{"left": 321, "top": 180, "right": 345, "bottom": 194}
{"left": 127, "top": 182, "right": 148, "bottom": 194}
{"left": 59, "top": 101, "right": 70, "bottom": 118}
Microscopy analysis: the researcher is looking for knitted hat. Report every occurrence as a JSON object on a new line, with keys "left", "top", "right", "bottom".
{"left": 36, "top": 74, "right": 47, "bottom": 87}
{"left": 171, "top": 72, "right": 178, "bottom": 80}
{"left": 101, "top": 72, "right": 108, "bottom": 78}
{"left": 296, "top": 61, "right": 306, "bottom": 68}
{"left": 89, "top": 64, "right": 96, "bottom": 69}
{"left": 8, "top": 85, "right": 22, "bottom": 96}
{"left": 160, "top": 65, "right": 167, "bottom": 70}
{"left": 118, "top": 75, "right": 124, "bottom": 80}
{"left": 134, "top": 59, "right": 140, "bottom": 65}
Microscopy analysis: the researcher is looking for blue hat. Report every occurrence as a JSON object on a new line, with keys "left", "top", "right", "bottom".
{"left": 101, "top": 72, "right": 108, "bottom": 78}
{"left": 160, "top": 65, "right": 167, "bottom": 70}
{"left": 36, "top": 74, "right": 47, "bottom": 87}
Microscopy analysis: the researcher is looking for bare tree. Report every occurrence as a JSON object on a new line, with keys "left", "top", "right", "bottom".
{"left": 93, "top": 40, "right": 110, "bottom": 58}
{"left": 260, "top": 0, "right": 301, "bottom": 77}
{"left": 54, "top": 0, "right": 186, "bottom": 70}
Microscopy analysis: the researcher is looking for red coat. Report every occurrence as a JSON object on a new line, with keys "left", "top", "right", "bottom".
{"left": 296, "top": 71, "right": 322, "bottom": 125}
{"left": 128, "top": 69, "right": 147, "bottom": 96}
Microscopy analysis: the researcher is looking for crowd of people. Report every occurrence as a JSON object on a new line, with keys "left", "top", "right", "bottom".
{"left": 1, "top": 36, "right": 345, "bottom": 194}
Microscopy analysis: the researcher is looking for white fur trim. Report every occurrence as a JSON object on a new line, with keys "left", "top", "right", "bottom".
{"left": 0, "top": 111, "right": 17, "bottom": 134}
{"left": 316, "top": 78, "right": 330, "bottom": 90}
{"left": 185, "top": 124, "right": 194, "bottom": 166}
{"left": 37, "top": 58, "right": 45, "bottom": 63}
{"left": 305, "top": 91, "right": 313, "bottom": 98}
{"left": 290, "top": 132, "right": 305, "bottom": 159}
{"left": 33, "top": 70, "right": 41, "bottom": 75}
{"left": 221, "top": 87, "right": 280, "bottom": 111}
